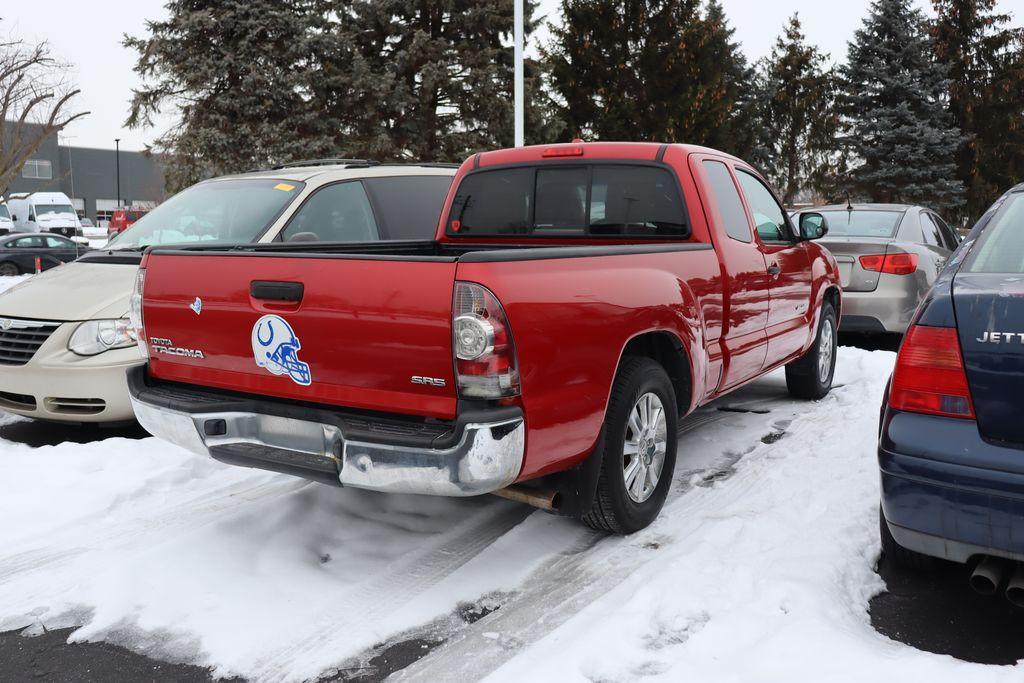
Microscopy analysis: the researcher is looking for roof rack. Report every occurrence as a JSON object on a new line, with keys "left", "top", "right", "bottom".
{"left": 270, "top": 159, "right": 461, "bottom": 171}
{"left": 372, "top": 162, "right": 461, "bottom": 169}
{"left": 272, "top": 158, "right": 378, "bottom": 169}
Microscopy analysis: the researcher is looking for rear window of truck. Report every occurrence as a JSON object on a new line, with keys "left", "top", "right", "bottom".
{"left": 447, "top": 164, "right": 689, "bottom": 238}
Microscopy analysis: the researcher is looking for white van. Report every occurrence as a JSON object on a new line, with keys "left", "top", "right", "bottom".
{"left": 0, "top": 197, "right": 12, "bottom": 235}
{"left": 7, "top": 192, "right": 83, "bottom": 238}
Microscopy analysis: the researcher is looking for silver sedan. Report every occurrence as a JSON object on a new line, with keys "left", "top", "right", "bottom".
{"left": 793, "top": 204, "right": 960, "bottom": 334}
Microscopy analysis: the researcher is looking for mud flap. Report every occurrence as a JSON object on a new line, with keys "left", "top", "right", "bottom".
{"left": 538, "top": 427, "right": 606, "bottom": 518}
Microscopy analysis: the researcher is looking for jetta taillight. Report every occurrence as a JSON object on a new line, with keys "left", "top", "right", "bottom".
{"left": 889, "top": 325, "right": 974, "bottom": 419}
{"left": 859, "top": 253, "right": 918, "bottom": 275}
{"left": 452, "top": 282, "right": 520, "bottom": 399}
{"left": 129, "top": 268, "right": 149, "bottom": 359}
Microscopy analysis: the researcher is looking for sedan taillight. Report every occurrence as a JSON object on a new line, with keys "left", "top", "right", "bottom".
{"left": 859, "top": 253, "right": 918, "bottom": 275}
{"left": 889, "top": 324, "right": 974, "bottom": 419}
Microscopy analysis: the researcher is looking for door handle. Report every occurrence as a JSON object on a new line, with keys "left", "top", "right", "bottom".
{"left": 767, "top": 263, "right": 781, "bottom": 276}
{"left": 250, "top": 280, "right": 304, "bottom": 302}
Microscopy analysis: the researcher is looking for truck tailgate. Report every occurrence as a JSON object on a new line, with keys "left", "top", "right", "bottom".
{"left": 141, "top": 253, "right": 459, "bottom": 419}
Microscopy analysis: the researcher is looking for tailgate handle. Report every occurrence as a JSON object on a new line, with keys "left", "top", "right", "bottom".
{"left": 250, "top": 281, "right": 304, "bottom": 302}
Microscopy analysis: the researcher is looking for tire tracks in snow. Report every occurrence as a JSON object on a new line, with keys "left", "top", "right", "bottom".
{"left": 245, "top": 501, "right": 534, "bottom": 682}
{"left": 389, "top": 392, "right": 806, "bottom": 682}
{"left": 0, "top": 475, "right": 304, "bottom": 587}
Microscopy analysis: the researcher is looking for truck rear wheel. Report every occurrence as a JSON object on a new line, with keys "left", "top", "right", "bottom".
{"left": 785, "top": 301, "right": 837, "bottom": 400}
{"left": 582, "top": 357, "right": 678, "bottom": 534}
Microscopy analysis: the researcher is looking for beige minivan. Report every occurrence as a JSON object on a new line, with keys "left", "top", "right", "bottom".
{"left": 0, "top": 161, "right": 455, "bottom": 422}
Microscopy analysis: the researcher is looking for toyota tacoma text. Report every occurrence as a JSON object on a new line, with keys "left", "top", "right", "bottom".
{"left": 128, "top": 142, "right": 841, "bottom": 533}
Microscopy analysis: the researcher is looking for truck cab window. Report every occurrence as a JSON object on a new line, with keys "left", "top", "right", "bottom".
{"left": 535, "top": 167, "right": 588, "bottom": 233}
{"left": 449, "top": 165, "right": 688, "bottom": 238}
{"left": 736, "top": 171, "right": 790, "bottom": 243}
{"left": 702, "top": 160, "right": 752, "bottom": 243}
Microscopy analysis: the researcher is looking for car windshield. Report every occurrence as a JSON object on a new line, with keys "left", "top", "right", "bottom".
{"left": 35, "top": 204, "right": 76, "bottom": 217}
{"left": 964, "top": 194, "right": 1024, "bottom": 273}
{"left": 106, "top": 178, "right": 304, "bottom": 250}
{"left": 0, "top": 205, "right": 9, "bottom": 220}
{"left": 816, "top": 210, "right": 904, "bottom": 238}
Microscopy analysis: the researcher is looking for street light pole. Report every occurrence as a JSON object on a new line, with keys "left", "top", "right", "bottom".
{"left": 114, "top": 138, "right": 121, "bottom": 208}
{"left": 514, "top": 0, "right": 524, "bottom": 148}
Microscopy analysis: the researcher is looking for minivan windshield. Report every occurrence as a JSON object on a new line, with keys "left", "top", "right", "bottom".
{"left": 0, "top": 205, "right": 9, "bottom": 220}
{"left": 35, "top": 204, "right": 76, "bottom": 217}
{"left": 107, "top": 178, "right": 305, "bottom": 250}
{"left": 964, "top": 193, "right": 1024, "bottom": 273}
{"left": 816, "top": 210, "right": 904, "bottom": 238}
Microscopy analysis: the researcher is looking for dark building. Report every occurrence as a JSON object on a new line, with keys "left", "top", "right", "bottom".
{"left": 3, "top": 122, "right": 166, "bottom": 226}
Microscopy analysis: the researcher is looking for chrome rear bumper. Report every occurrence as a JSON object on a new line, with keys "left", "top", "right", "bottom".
{"left": 129, "top": 382, "right": 525, "bottom": 497}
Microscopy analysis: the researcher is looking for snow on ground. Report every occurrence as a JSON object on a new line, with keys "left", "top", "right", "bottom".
{"left": 0, "top": 347, "right": 1020, "bottom": 681}
{"left": 0, "top": 275, "right": 30, "bottom": 294}
{"left": 83, "top": 226, "right": 111, "bottom": 250}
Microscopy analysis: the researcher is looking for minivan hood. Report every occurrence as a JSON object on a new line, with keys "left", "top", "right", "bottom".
{"left": 0, "top": 261, "right": 137, "bottom": 322}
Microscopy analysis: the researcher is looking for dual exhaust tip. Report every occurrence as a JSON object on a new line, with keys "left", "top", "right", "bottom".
{"left": 969, "top": 556, "right": 1024, "bottom": 607}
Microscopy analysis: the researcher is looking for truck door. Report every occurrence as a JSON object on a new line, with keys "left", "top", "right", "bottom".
{"left": 692, "top": 156, "right": 770, "bottom": 391}
{"left": 734, "top": 169, "right": 813, "bottom": 368}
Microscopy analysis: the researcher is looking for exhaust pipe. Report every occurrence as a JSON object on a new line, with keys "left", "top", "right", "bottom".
{"left": 492, "top": 485, "right": 561, "bottom": 512}
{"left": 1005, "top": 565, "right": 1024, "bottom": 608}
{"left": 970, "top": 556, "right": 1007, "bottom": 596}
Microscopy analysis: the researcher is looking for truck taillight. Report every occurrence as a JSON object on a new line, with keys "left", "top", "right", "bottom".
{"left": 859, "top": 253, "right": 918, "bottom": 275}
{"left": 129, "top": 268, "right": 149, "bottom": 359}
{"left": 452, "top": 282, "right": 520, "bottom": 399}
{"left": 889, "top": 324, "right": 974, "bottom": 419}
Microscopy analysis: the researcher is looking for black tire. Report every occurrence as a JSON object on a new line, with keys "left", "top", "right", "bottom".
{"left": 582, "top": 357, "right": 678, "bottom": 534}
{"left": 0, "top": 262, "right": 20, "bottom": 277}
{"left": 785, "top": 301, "right": 837, "bottom": 400}
{"left": 879, "top": 506, "right": 934, "bottom": 571}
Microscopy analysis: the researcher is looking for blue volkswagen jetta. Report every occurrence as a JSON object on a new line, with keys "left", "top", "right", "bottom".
{"left": 879, "top": 183, "right": 1024, "bottom": 605}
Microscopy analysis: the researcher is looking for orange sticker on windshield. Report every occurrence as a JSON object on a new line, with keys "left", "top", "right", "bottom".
{"left": 274, "top": 183, "right": 295, "bottom": 192}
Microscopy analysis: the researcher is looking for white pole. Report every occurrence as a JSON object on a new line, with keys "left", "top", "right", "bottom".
{"left": 514, "top": 0, "right": 525, "bottom": 147}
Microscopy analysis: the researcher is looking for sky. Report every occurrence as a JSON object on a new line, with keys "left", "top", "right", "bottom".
{"left": 4, "top": 0, "right": 1024, "bottom": 152}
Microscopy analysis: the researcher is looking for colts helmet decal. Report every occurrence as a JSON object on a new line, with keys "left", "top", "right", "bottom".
{"left": 251, "top": 314, "right": 312, "bottom": 386}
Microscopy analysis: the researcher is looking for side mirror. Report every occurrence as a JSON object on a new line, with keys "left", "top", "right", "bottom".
{"left": 799, "top": 212, "right": 829, "bottom": 240}
{"left": 11, "top": 216, "right": 17, "bottom": 222}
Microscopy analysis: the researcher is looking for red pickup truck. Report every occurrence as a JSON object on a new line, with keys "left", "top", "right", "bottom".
{"left": 128, "top": 143, "right": 841, "bottom": 533}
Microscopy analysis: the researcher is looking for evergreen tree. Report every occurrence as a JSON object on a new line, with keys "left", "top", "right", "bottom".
{"left": 126, "top": 0, "right": 337, "bottom": 192}
{"left": 545, "top": 0, "right": 756, "bottom": 156}
{"left": 932, "top": 0, "right": 1024, "bottom": 223}
{"left": 755, "top": 15, "right": 840, "bottom": 205}
{"left": 323, "top": 0, "right": 563, "bottom": 161}
{"left": 842, "top": 0, "right": 965, "bottom": 208}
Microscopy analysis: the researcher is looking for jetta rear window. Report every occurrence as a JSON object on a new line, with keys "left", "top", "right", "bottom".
{"left": 447, "top": 164, "right": 689, "bottom": 238}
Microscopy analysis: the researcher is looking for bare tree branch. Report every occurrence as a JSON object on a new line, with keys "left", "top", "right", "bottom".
{"left": 0, "top": 22, "right": 89, "bottom": 195}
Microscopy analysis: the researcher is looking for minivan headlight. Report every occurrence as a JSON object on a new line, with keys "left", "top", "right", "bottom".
{"left": 68, "top": 318, "right": 137, "bottom": 356}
